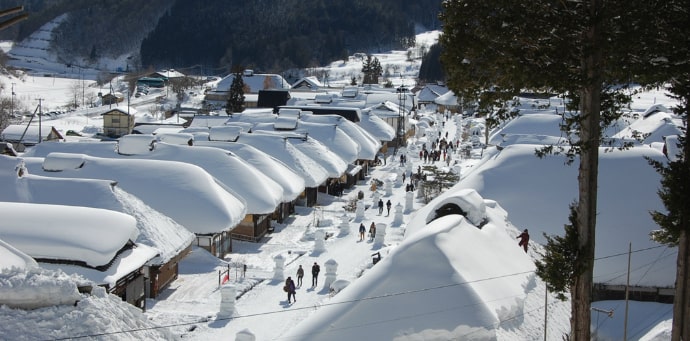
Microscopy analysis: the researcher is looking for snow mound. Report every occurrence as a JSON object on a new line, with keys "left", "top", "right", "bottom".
{"left": 0, "top": 271, "right": 173, "bottom": 340}
{"left": 0, "top": 267, "right": 81, "bottom": 310}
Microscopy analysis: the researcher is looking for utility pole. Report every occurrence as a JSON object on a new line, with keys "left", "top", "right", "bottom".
{"left": 544, "top": 288, "right": 548, "bottom": 341}
{"left": 624, "top": 242, "right": 632, "bottom": 341}
{"left": 37, "top": 98, "right": 42, "bottom": 143}
{"left": 11, "top": 82, "right": 15, "bottom": 118}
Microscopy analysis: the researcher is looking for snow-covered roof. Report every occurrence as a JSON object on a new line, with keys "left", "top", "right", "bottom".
{"left": 434, "top": 90, "right": 459, "bottom": 106}
{"left": 0, "top": 155, "right": 195, "bottom": 264}
{"left": 664, "top": 135, "right": 682, "bottom": 162}
{"left": 234, "top": 132, "right": 329, "bottom": 187}
{"left": 415, "top": 83, "right": 449, "bottom": 102}
{"left": 285, "top": 213, "right": 535, "bottom": 341}
{"left": 299, "top": 113, "right": 381, "bottom": 160}
{"left": 410, "top": 144, "right": 674, "bottom": 287}
{"left": 189, "top": 115, "right": 232, "bottom": 128}
{"left": 101, "top": 107, "right": 138, "bottom": 116}
{"left": 611, "top": 111, "right": 683, "bottom": 144}
{"left": 0, "top": 202, "right": 139, "bottom": 268}
{"left": 208, "top": 126, "right": 243, "bottom": 141}
{"left": 253, "top": 120, "right": 360, "bottom": 164}
{"left": 251, "top": 130, "right": 347, "bottom": 178}
{"left": 360, "top": 92, "right": 415, "bottom": 112}
{"left": 423, "top": 189, "right": 488, "bottom": 227}
{"left": 365, "top": 100, "right": 405, "bottom": 118}
{"left": 225, "top": 112, "right": 360, "bottom": 165}
{"left": 156, "top": 132, "right": 194, "bottom": 145}
{"left": 192, "top": 141, "right": 305, "bottom": 202}
{"left": 274, "top": 115, "right": 298, "bottom": 130}
{"left": 488, "top": 113, "right": 566, "bottom": 146}
{"left": 26, "top": 137, "right": 282, "bottom": 214}
{"left": 642, "top": 103, "right": 671, "bottom": 118}
{"left": 291, "top": 76, "right": 323, "bottom": 90}
{"left": 153, "top": 69, "right": 185, "bottom": 79}
{"left": 16, "top": 148, "right": 248, "bottom": 235}
{"left": 1, "top": 124, "right": 64, "bottom": 144}
{"left": 0, "top": 238, "right": 39, "bottom": 271}
{"left": 358, "top": 109, "right": 396, "bottom": 141}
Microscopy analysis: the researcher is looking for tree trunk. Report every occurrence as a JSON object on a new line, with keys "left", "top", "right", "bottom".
{"left": 672, "top": 115, "right": 690, "bottom": 341}
{"left": 571, "top": 0, "right": 603, "bottom": 339}
{"left": 672, "top": 229, "right": 689, "bottom": 341}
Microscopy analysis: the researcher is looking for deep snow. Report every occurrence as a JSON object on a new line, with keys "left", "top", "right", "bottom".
{"left": 0, "top": 27, "right": 682, "bottom": 340}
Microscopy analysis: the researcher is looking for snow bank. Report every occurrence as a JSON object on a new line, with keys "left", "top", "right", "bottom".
{"left": 0, "top": 267, "right": 81, "bottom": 309}
{"left": 0, "top": 281, "right": 172, "bottom": 340}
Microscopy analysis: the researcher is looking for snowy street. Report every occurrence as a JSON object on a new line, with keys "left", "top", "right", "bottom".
{"left": 145, "top": 115, "right": 472, "bottom": 339}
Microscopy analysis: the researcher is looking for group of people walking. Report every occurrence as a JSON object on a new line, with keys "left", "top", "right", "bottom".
{"left": 284, "top": 262, "right": 321, "bottom": 304}
{"left": 377, "top": 198, "right": 392, "bottom": 216}
{"left": 359, "top": 221, "right": 377, "bottom": 242}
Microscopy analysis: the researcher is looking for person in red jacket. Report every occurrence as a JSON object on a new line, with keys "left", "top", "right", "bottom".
{"left": 517, "top": 229, "right": 529, "bottom": 253}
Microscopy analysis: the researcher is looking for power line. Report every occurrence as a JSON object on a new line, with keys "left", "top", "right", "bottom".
{"left": 48, "top": 270, "right": 534, "bottom": 340}
{"left": 46, "top": 244, "right": 674, "bottom": 340}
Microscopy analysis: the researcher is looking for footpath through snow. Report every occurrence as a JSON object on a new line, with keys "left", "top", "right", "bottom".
{"left": 145, "top": 114, "right": 476, "bottom": 340}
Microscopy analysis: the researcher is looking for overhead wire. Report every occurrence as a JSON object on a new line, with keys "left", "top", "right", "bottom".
{"left": 45, "top": 244, "right": 674, "bottom": 340}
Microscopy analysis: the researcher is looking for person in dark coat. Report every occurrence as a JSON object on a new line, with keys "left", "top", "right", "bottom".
{"left": 369, "top": 222, "right": 376, "bottom": 241}
{"left": 296, "top": 265, "right": 304, "bottom": 287}
{"left": 285, "top": 276, "right": 296, "bottom": 303}
{"left": 386, "top": 199, "right": 392, "bottom": 216}
{"left": 517, "top": 229, "right": 530, "bottom": 253}
{"left": 311, "top": 262, "right": 320, "bottom": 287}
{"left": 378, "top": 198, "right": 384, "bottom": 215}
{"left": 359, "top": 223, "right": 366, "bottom": 241}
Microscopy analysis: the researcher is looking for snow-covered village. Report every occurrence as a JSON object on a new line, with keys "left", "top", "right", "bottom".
{"left": 0, "top": 2, "right": 688, "bottom": 341}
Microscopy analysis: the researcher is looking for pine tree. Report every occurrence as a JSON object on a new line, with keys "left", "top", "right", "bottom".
{"left": 648, "top": 81, "right": 690, "bottom": 341}
{"left": 419, "top": 165, "right": 459, "bottom": 203}
{"left": 226, "top": 70, "right": 245, "bottom": 114}
{"left": 362, "top": 55, "right": 382, "bottom": 84}
{"left": 440, "top": 1, "right": 681, "bottom": 339}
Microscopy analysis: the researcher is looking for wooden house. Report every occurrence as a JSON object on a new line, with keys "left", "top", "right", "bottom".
{"left": 101, "top": 92, "right": 125, "bottom": 105}
{"left": 102, "top": 108, "right": 136, "bottom": 138}
{"left": 1, "top": 124, "right": 65, "bottom": 151}
{"left": 291, "top": 76, "right": 324, "bottom": 91}
{"left": 0, "top": 202, "right": 157, "bottom": 310}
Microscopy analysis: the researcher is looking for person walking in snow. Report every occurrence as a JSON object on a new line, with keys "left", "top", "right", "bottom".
{"left": 311, "top": 262, "right": 321, "bottom": 287}
{"left": 378, "top": 198, "right": 384, "bottom": 215}
{"left": 369, "top": 222, "right": 377, "bottom": 241}
{"left": 285, "top": 276, "right": 296, "bottom": 303}
{"left": 386, "top": 199, "right": 392, "bottom": 216}
{"left": 296, "top": 265, "right": 304, "bottom": 287}
{"left": 359, "top": 222, "right": 366, "bottom": 241}
{"left": 517, "top": 229, "right": 530, "bottom": 253}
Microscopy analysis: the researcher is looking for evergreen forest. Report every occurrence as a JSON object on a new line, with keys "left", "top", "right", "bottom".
{"left": 0, "top": 0, "right": 441, "bottom": 73}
